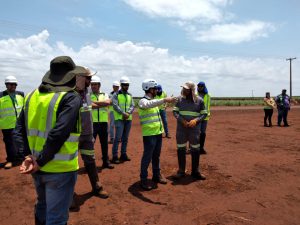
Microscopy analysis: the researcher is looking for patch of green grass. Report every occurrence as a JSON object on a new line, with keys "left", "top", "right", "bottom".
{"left": 132, "top": 96, "right": 300, "bottom": 107}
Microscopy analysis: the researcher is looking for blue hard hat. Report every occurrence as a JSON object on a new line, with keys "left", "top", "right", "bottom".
{"left": 157, "top": 84, "right": 162, "bottom": 91}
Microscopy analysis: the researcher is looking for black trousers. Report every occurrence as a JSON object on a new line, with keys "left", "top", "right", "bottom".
{"left": 278, "top": 108, "right": 289, "bottom": 126}
{"left": 264, "top": 109, "right": 273, "bottom": 126}
{"left": 2, "top": 129, "right": 16, "bottom": 162}
{"left": 93, "top": 122, "right": 109, "bottom": 162}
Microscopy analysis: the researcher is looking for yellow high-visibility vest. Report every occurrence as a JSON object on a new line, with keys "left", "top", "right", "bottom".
{"left": 154, "top": 91, "right": 167, "bottom": 110}
{"left": 25, "top": 89, "right": 80, "bottom": 173}
{"left": 138, "top": 104, "right": 164, "bottom": 136}
{"left": 0, "top": 93, "right": 24, "bottom": 129}
{"left": 91, "top": 92, "right": 109, "bottom": 122}
{"left": 200, "top": 93, "right": 211, "bottom": 121}
{"left": 113, "top": 93, "right": 133, "bottom": 121}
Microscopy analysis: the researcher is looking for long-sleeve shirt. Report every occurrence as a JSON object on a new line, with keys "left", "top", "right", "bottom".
{"left": 138, "top": 95, "right": 164, "bottom": 109}
{"left": 173, "top": 96, "right": 207, "bottom": 125}
{"left": 13, "top": 91, "right": 81, "bottom": 168}
{"left": 112, "top": 90, "right": 134, "bottom": 115}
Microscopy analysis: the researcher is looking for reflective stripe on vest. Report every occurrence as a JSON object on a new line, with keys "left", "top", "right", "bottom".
{"left": 91, "top": 93, "right": 109, "bottom": 122}
{"left": 25, "top": 89, "right": 80, "bottom": 173}
{"left": 179, "top": 111, "right": 201, "bottom": 117}
{"left": 114, "top": 93, "right": 133, "bottom": 120}
{"left": 200, "top": 94, "right": 211, "bottom": 120}
{"left": 0, "top": 94, "right": 24, "bottom": 129}
{"left": 138, "top": 106, "right": 163, "bottom": 136}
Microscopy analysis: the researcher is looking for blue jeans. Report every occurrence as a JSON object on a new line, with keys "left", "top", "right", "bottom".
{"left": 159, "top": 109, "right": 169, "bottom": 135}
{"left": 32, "top": 171, "right": 77, "bottom": 225}
{"left": 109, "top": 111, "right": 115, "bottom": 140}
{"left": 112, "top": 120, "right": 132, "bottom": 157}
{"left": 140, "top": 134, "right": 162, "bottom": 181}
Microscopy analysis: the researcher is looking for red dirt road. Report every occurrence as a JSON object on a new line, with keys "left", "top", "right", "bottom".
{"left": 0, "top": 107, "right": 300, "bottom": 225}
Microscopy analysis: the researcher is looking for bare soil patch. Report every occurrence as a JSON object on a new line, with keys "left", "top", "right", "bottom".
{"left": 1, "top": 107, "right": 299, "bottom": 225}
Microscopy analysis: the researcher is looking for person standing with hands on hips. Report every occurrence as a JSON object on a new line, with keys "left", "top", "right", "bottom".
{"left": 138, "top": 79, "right": 177, "bottom": 190}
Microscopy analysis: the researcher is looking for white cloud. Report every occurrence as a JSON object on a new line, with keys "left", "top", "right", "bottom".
{"left": 123, "top": 0, "right": 231, "bottom": 22}
{"left": 184, "top": 20, "right": 276, "bottom": 43}
{"left": 123, "top": 0, "right": 276, "bottom": 44}
{"left": 0, "top": 31, "right": 298, "bottom": 97}
{"left": 69, "top": 17, "right": 94, "bottom": 28}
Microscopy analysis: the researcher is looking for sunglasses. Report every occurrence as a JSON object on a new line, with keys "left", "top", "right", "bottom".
{"left": 122, "top": 84, "right": 129, "bottom": 87}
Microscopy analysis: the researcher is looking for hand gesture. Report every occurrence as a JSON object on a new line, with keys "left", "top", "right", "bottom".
{"left": 19, "top": 155, "right": 39, "bottom": 174}
{"left": 164, "top": 97, "right": 178, "bottom": 104}
{"left": 187, "top": 119, "right": 197, "bottom": 128}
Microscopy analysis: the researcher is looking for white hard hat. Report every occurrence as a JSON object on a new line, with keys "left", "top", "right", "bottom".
{"left": 91, "top": 75, "right": 101, "bottom": 83}
{"left": 142, "top": 79, "right": 157, "bottom": 91}
{"left": 120, "top": 76, "right": 130, "bottom": 84}
{"left": 5, "top": 76, "right": 18, "bottom": 84}
{"left": 113, "top": 80, "right": 120, "bottom": 86}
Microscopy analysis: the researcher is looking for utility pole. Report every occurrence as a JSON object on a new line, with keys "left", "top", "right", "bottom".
{"left": 286, "top": 57, "right": 296, "bottom": 99}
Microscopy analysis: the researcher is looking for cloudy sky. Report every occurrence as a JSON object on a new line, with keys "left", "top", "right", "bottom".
{"left": 0, "top": 0, "right": 299, "bottom": 97}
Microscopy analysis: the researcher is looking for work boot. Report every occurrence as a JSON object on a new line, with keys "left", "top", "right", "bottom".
{"left": 152, "top": 174, "right": 167, "bottom": 184}
{"left": 199, "top": 133, "right": 207, "bottom": 155}
{"left": 140, "top": 180, "right": 153, "bottom": 191}
{"left": 191, "top": 151, "right": 206, "bottom": 180}
{"left": 120, "top": 154, "right": 131, "bottom": 162}
{"left": 102, "top": 160, "right": 114, "bottom": 169}
{"left": 173, "top": 149, "right": 186, "bottom": 180}
{"left": 85, "top": 162, "right": 108, "bottom": 198}
{"left": 4, "top": 162, "right": 12, "bottom": 169}
{"left": 93, "top": 184, "right": 109, "bottom": 199}
{"left": 111, "top": 156, "right": 120, "bottom": 164}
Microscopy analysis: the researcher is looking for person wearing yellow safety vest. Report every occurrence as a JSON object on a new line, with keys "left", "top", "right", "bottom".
{"left": 90, "top": 75, "right": 114, "bottom": 169}
{"left": 111, "top": 76, "right": 134, "bottom": 164}
{"left": 154, "top": 84, "right": 171, "bottom": 138}
{"left": 74, "top": 69, "right": 109, "bottom": 201}
{"left": 197, "top": 81, "right": 211, "bottom": 155}
{"left": 14, "top": 56, "right": 83, "bottom": 225}
{"left": 138, "top": 79, "right": 177, "bottom": 190}
{"left": 0, "top": 76, "right": 24, "bottom": 169}
{"left": 173, "top": 82, "right": 207, "bottom": 180}
{"left": 108, "top": 81, "right": 120, "bottom": 144}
